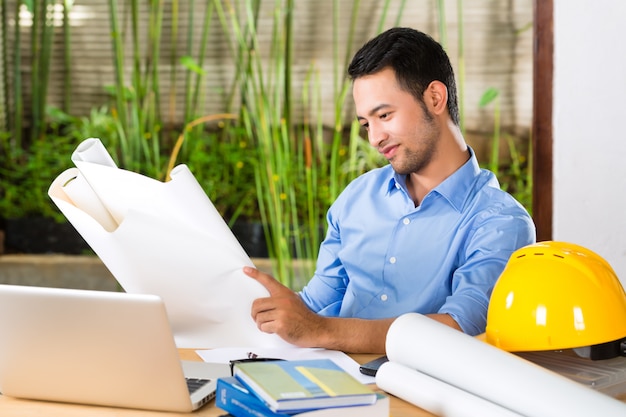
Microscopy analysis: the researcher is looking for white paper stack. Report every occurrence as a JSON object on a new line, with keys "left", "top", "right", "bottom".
{"left": 376, "top": 313, "right": 626, "bottom": 417}
{"left": 48, "top": 138, "right": 288, "bottom": 349}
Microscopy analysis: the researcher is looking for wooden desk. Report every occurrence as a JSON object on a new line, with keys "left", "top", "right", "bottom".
{"left": 0, "top": 349, "right": 433, "bottom": 417}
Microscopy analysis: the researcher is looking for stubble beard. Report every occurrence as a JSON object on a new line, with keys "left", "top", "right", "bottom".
{"left": 392, "top": 143, "right": 437, "bottom": 175}
{"left": 390, "top": 114, "right": 440, "bottom": 176}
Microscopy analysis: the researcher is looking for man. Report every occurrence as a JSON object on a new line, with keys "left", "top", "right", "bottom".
{"left": 244, "top": 27, "right": 535, "bottom": 353}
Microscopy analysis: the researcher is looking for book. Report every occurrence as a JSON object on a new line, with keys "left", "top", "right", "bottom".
{"left": 216, "top": 376, "right": 389, "bottom": 417}
{"left": 232, "top": 359, "right": 377, "bottom": 412}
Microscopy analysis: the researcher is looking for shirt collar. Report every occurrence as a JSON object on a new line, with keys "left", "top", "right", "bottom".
{"left": 385, "top": 147, "right": 481, "bottom": 212}
{"left": 434, "top": 147, "right": 481, "bottom": 211}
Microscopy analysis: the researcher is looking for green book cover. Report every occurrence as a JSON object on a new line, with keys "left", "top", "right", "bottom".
{"left": 233, "top": 359, "right": 377, "bottom": 412}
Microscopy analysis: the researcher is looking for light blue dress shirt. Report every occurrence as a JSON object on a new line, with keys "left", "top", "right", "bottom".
{"left": 299, "top": 149, "right": 536, "bottom": 335}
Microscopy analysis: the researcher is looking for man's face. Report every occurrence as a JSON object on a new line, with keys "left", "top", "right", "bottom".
{"left": 353, "top": 67, "right": 440, "bottom": 175}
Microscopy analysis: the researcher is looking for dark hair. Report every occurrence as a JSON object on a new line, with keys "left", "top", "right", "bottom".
{"left": 348, "top": 27, "right": 459, "bottom": 126}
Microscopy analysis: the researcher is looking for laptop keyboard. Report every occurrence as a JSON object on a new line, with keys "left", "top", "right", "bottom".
{"left": 186, "top": 378, "right": 211, "bottom": 394}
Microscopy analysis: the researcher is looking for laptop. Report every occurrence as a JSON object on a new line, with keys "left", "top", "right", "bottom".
{"left": 0, "top": 284, "right": 230, "bottom": 412}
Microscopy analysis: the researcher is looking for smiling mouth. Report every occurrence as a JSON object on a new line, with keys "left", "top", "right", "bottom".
{"left": 379, "top": 144, "right": 398, "bottom": 159}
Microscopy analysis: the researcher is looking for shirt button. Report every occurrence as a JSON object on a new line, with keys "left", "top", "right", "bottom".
{"left": 381, "top": 294, "right": 388, "bottom": 301}
{"left": 389, "top": 257, "right": 396, "bottom": 264}
{"left": 403, "top": 218, "right": 410, "bottom": 225}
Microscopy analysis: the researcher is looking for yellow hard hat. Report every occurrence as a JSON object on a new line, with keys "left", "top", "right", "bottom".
{"left": 484, "top": 241, "right": 626, "bottom": 359}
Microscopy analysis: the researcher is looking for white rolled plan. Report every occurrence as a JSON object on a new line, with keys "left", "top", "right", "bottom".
{"left": 377, "top": 313, "right": 626, "bottom": 417}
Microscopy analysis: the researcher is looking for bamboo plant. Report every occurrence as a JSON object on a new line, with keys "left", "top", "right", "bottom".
{"left": 0, "top": 0, "right": 533, "bottom": 289}
{"left": 211, "top": 0, "right": 393, "bottom": 288}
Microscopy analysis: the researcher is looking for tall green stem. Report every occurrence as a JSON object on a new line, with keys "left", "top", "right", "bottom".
{"left": 30, "top": 0, "right": 40, "bottom": 141}
{"left": 283, "top": 0, "right": 293, "bottom": 128}
{"left": 130, "top": 0, "right": 143, "bottom": 109}
{"left": 190, "top": 2, "right": 214, "bottom": 121}
{"left": 1, "top": 0, "right": 12, "bottom": 133}
{"left": 167, "top": 0, "right": 179, "bottom": 128}
{"left": 107, "top": 0, "right": 129, "bottom": 135}
{"left": 437, "top": 0, "right": 447, "bottom": 48}
{"left": 37, "top": 0, "right": 54, "bottom": 137}
{"left": 457, "top": 0, "right": 465, "bottom": 133}
{"left": 149, "top": 0, "right": 164, "bottom": 125}
{"left": 11, "top": 0, "right": 22, "bottom": 146}
{"left": 62, "top": 0, "right": 72, "bottom": 113}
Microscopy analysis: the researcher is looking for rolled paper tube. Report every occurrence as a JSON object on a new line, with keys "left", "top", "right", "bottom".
{"left": 380, "top": 313, "right": 626, "bottom": 417}
{"left": 376, "top": 361, "right": 524, "bottom": 417}
{"left": 71, "top": 137, "right": 118, "bottom": 167}
{"left": 56, "top": 168, "right": 119, "bottom": 232}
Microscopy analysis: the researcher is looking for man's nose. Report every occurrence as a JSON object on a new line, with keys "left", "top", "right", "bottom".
{"left": 367, "top": 123, "right": 386, "bottom": 148}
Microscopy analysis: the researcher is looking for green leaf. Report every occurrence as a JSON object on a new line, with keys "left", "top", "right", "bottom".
{"left": 479, "top": 87, "right": 500, "bottom": 107}
{"left": 180, "top": 56, "right": 206, "bottom": 75}
{"left": 23, "top": 0, "right": 34, "bottom": 13}
{"left": 103, "top": 84, "right": 135, "bottom": 100}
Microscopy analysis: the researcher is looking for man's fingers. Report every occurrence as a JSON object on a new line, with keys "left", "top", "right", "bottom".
{"left": 243, "top": 266, "right": 287, "bottom": 295}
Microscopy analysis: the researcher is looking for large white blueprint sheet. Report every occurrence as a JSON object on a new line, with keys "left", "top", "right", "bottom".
{"left": 48, "top": 138, "right": 288, "bottom": 349}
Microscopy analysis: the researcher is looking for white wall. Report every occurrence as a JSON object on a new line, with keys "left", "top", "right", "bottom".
{"left": 553, "top": 0, "right": 626, "bottom": 287}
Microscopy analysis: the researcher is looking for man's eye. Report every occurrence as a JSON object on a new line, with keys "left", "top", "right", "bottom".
{"left": 361, "top": 123, "right": 369, "bottom": 130}
{"left": 380, "top": 113, "right": 389, "bottom": 119}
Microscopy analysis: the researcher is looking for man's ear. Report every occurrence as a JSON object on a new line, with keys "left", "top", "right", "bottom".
{"left": 424, "top": 81, "right": 448, "bottom": 116}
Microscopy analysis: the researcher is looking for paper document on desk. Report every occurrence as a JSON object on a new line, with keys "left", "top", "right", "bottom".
{"left": 48, "top": 137, "right": 288, "bottom": 349}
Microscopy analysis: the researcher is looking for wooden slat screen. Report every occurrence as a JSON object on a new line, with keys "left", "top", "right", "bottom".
{"left": 1, "top": 0, "right": 533, "bottom": 144}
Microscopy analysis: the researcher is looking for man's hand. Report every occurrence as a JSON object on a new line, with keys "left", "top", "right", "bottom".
{"left": 243, "top": 266, "right": 328, "bottom": 347}
{"left": 243, "top": 266, "right": 460, "bottom": 353}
